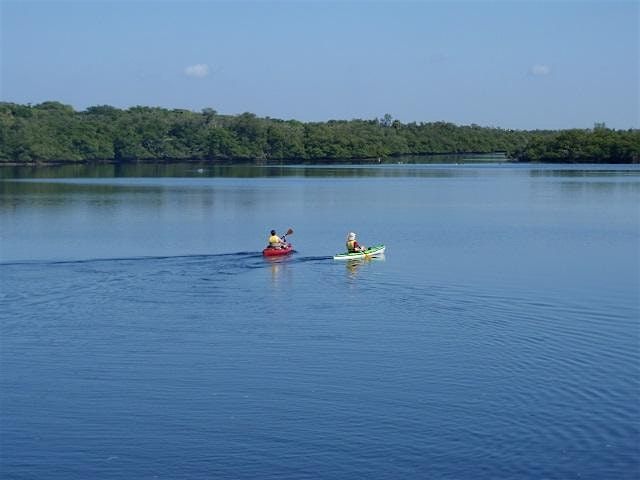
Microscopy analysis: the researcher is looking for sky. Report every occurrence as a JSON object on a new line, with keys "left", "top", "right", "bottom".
{"left": 1, "top": 0, "right": 638, "bottom": 130}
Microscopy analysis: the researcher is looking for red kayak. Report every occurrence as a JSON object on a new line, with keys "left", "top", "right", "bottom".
{"left": 262, "top": 243, "right": 294, "bottom": 257}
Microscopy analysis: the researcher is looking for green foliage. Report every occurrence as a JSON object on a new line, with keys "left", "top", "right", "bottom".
{"left": 0, "top": 102, "right": 637, "bottom": 163}
{"left": 513, "top": 129, "right": 640, "bottom": 163}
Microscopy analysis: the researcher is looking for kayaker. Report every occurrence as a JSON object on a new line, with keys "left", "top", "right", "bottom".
{"left": 268, "top": 229, "right": 286, "bottom": 249}
{"left": 346, "top": 232, "right": 366, "bottom": 253}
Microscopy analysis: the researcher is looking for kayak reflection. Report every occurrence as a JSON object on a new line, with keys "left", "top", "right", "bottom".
{"left": 264, "top": 255, "right": 293, "bottom": 285}
{"left": 345, "top": 254, "right": 385, "bottom": 278}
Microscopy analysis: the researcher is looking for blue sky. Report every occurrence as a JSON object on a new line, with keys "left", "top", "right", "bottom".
{"left": 1, "top": 0, "right": 638, "bottom": 129}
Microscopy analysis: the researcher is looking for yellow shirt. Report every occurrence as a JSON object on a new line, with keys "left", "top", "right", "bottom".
{"left": 269, "top": 234, "right": 282, "bottom": 247}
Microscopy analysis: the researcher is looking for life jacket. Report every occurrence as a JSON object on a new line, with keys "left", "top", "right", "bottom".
{"left": 346, "top": 239, "right": 358, "bottom": 252}
{"left": 269, "top": 235, "right": 282, "bottom": 247}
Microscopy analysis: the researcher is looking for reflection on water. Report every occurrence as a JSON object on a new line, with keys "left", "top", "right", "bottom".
{"left": 529, "top": 167, "right": 640, "bottom": 178}
{"left": 264, "top": 255, "right": 294, "bottom": 284}
{"left": 0, "top": 154, "right": 509, "bottom": 180}
{"left": 345, "top": 255, "right": 386, "bottom": 279}
{"left": 345, "top": 259, "right": 363, "bottom": 278}
{"left": 0, "top": 157, "right": 512, "bottom": 181}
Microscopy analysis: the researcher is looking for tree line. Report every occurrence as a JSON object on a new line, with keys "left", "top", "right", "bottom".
{"left": 0, "top": 102, "right": 637, "bottom": 163}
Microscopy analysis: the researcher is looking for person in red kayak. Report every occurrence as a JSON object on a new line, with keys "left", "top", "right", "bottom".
{"left": 268, "top": 229, "right": 286, "bottom": 249}
{"left": 346, "top": 232, "right": 366, "bottom": 253}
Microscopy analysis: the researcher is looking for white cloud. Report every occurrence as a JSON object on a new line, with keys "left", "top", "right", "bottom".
{"left": 530, "top": 64, "right": 551, "bottom": 76}
{"left": 185, "top": 64, "right": 209, "bottom": 78}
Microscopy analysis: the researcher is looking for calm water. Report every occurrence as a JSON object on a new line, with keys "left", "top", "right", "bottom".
{"left": 1, "top": 162, "right": 639, "bottom": 479}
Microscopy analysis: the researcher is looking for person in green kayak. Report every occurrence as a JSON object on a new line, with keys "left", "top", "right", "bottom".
{"left": 268, "top": 229, "right": 286, "bottom": 249}
{"left": 346, "top": 232, "right": 366, "bottom": 253}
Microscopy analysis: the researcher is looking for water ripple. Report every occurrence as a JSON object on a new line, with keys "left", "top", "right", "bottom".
{"left": 1, "top": 248, "right": 638, "bottom": 480}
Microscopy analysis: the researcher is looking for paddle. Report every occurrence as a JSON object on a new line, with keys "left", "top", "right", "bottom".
{"left": 281, "top": 228, "right": 293, "bottom": 243}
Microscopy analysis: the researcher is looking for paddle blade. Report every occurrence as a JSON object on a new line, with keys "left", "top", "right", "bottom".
{"left": 285, "top": 228, "right": 294, "bottom": 236}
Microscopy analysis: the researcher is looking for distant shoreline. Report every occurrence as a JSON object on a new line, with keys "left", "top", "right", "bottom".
{"left": 2, "top": 156, "right": 638, "bottom": 167}
{"left": 2, "top": 102, "right": 638, "bottom": 165}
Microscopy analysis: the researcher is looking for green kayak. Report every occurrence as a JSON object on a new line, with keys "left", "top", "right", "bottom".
{"left": 333, "top": 244, "right": 386, "bottom": 260}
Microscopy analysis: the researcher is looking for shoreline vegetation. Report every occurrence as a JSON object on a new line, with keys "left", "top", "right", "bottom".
{"left": 1, "top": 102, "right": 638, "bottom": 165}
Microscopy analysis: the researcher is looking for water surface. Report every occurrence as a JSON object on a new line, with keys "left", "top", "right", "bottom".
{"left": 1, "top": 162, "right": 639, "bottom": 479}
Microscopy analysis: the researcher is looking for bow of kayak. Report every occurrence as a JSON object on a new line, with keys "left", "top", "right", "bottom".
{"left": 333, "top": 244, "right": 385, "bottom": 260}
